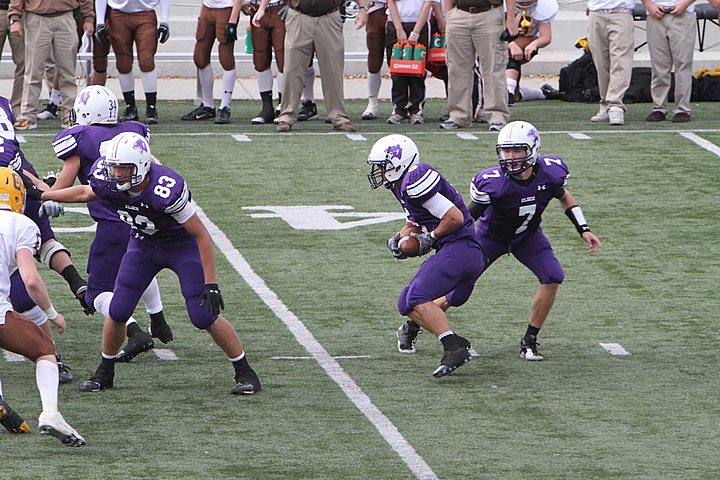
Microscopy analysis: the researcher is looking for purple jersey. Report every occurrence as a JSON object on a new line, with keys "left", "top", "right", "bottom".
{"left": 470, "top": 155, "right": 569, "bottom": 244}
{"left": 52, "top": 121, "right": 149, "bottom": 223}
{"left": 88, "top": 160, "right": 193, "bottom": 240}
{"left": 0, "top": 97, "right": 25, "bottom": 171}
{"left": 392, "top": 163, "right": 476, "bottom": 248}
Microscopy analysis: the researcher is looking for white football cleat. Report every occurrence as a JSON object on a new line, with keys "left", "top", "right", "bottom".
{"left": 38, "top": 411, "right": 86, "bottom": 447}
{"left": 362, "top": 100, "right": 379, "bottom": 120}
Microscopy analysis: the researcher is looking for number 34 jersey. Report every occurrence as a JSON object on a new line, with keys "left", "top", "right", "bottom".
{"left": 470, "top": 155, "right": 569, "bottom": 244}
{"left": 88, "top": 159, "right": 195, "bottom": 240}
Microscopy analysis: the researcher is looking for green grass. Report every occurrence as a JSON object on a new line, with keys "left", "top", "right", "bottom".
{"left": 3, "top": 99, "right": 720, "bottom": 479}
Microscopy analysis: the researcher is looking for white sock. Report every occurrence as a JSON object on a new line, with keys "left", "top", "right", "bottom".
{"left": 368, "top": 71, "right": 381, "bottom": 101}
{"left": 519, "top": 86, "right": 546, "bottom": 101}
{"left": 256, "top": 68, "right": 273, "bottom": 93}
{"left": 437, "top": 330, "right": 454, "bottom": 340}
{"left": 277, "top": 72, "right": 284, "bottom": 96}
{"left": 506, "top": 77, "right": 517, "bottom": 95}
{"left": 0, "top": 378, "right": 4, "bottom": 397}
{"left": 118, "top": 72, "right": 135, "bottom": 94}
{"left": 199, "top": 65, "right": 215, "bottom": 108}
{"left": 303, "top": 66, "right": 315, "bottom": 102}
{"left": 36, "top": 359, "right": 59, "bottom": 412}
{"left": 50, "top": 88, "right": 62, "bottom": 104}
{"left": 141, "top": 278, "right": 163, "bottom": 315}
{"left": 141, "top": 70, "right": 158, "bottom": 96}
{"left": 229, "top": 352, "right": 245, "bottom": 362}
{"left": 220, "top": 69, "right": 236, "bottom": 109}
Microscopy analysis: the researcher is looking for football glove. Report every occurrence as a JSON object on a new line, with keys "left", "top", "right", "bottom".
{"left": 95, "top": 23, "right": 110, "bottom": 45}
{"left": 411, "top": 232, "right": 437, "bottom": 256}
{"left": 8, "top": 152, "right": 22, "bottom": 172}
{"left": 387, "top": 232, "right": 407, "bottom": 260}
{"left": 200, "top": 283, "right": 224, "bottom": 315}
{"left": 224, "top": 22, "right": 238, "bottom": 42}
{"left": 38, "top": 201, "right": 64, "bottom": 218}
{"left": 157, "top": 22, "right": 170, "bottom": 43}
{"left": 43, "top": 171, "right": 58, "bottom": 188}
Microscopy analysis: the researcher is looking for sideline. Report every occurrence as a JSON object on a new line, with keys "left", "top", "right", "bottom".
{"left": 194, "top": 203, "right": 439, "bottom": 480}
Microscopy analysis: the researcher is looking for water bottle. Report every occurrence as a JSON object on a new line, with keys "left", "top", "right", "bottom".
{"left": 402, "top": 44, "right": 413, "bottom": 60}
{"left": 245, "top": 25, "right": 253, "bottom": 54}
{"left": 413, "top": 44, "right": 426, "bottom": 61}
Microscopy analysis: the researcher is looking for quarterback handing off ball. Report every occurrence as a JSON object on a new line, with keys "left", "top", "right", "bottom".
{"left": 398, "top": 224, "right": 422, "bottom": 257}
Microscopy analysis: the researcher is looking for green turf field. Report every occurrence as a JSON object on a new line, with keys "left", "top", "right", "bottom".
{"left": 3, "top": 98, "right": 719, "bottom": 479}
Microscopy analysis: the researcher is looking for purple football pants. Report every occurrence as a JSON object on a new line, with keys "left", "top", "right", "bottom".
{"left": 480, "top": 228, "right": 564, "bottom": 284}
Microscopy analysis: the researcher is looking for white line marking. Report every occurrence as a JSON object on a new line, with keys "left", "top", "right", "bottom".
{"left": 153, "top": 349, "right": 178, "bottom": 360}
{"left": 680, "top": 132, "right": 720, "bottom": 157}
{"left": 16, "top": 135, "right": 25, "bottom": 143}
{"left": 599, "top": 343, "right": 631, "bottom": 356}
{"left": 569, "top": 132, "right": 591, "bottom": 140}
{"left": 346, "top": 133, "right": 366, "bottom": 141}
{"left": 2, "top": 349, "right": 26, "bottom": 362}
{"left": 272, "top": 355, "right": 372, "bottom": 360}
{"left": 232, "top": 134, "right": 251, "bottom": 142}
{"left": 195, "top": 204, "right": 438, "bottom": 480}
{"left": 456, "top": 133, "right": 478, "bottom": 140}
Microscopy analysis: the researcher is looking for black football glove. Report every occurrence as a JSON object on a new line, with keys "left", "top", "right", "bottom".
{"left": 224, "top": 22, "right": 238, "bottom": 42}
{"left": 387, "top": 232, "right": 407, "bottom": 260}
{"left": 411, "top": 232, "right": 437, "bottom": 256}
{"left": 95, "top": 23, "right": 110, "bottom": 45}
{"left": 43, "top": 171, "right": 57, "bottom": 188}
{"left": 200, "top": 283, "right": 224, "bottom": 315}
{"left": 157, "top": 22, "right": 170, "bottom": 43}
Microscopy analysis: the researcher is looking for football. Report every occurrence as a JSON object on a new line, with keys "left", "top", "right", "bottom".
{"left": 398, "top": 224, "right": 422, "bottom": 257}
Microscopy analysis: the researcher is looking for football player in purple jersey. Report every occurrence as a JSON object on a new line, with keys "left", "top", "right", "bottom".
{"left": 368, "top": 134, "right": 486, "bottom": 377}
{"left": 50, "top": 85, "right": 174, "bottom": 363}
{"left": 464, "top": 121, "right": 601, "bottom": 360}
{"left": 32, "top": 132, "right": 261, "bottom": 395}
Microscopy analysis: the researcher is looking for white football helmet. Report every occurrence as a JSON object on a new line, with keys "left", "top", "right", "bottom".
{"left": 367, "top": 134, "right": 420, "bottom": 189}
{"left": 102, "top": 132, "right": 152, "bottom": 191}
{"left": 496, "top": 121, "right": 541, "bottom": 175}
{"left": 73, "top": 85, "right": 118, "bottom": 125}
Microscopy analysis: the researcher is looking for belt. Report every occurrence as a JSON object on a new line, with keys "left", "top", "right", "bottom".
{"left": 290, "top": 5, "right": 338, "bottom": 16}
{"left": 591, "top": 7, "right": 633, "bottom": 14}
{"left": 456, "top": 4, "right": 500, "bottom": 14}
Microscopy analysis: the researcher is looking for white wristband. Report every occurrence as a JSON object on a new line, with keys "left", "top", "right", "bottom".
{"left": 44, "top": 305, "right": 58, "bottom": 320}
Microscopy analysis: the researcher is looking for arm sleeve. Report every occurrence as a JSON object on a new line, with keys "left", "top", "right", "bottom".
{"left": 96, "top": 0, "right": 108, "bottom": 23}
{"left": 421, "top": 192, "right": 454, "bottom": 219}
{"left": 159, "top": 0, "right": 171, "bottom": 23}
{"left": 467, "top": 201, "right": 489, "bottom": 220}
{"left": 164, "top": 182, "right": 196, "bottom": 224}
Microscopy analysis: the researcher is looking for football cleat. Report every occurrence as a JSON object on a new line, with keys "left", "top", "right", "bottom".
{"left": 520, "top": 334, "right": 544, "bottom": 361}
{"left": 145, "top": 107, "right": 158, "bottom": 125}
{"left": 56, "top": 354, "right": 73, "bottom": 384}
{"left": 73, "top": 284, "right": 95, "bottom": 315}
{"left": 38, "top": 411, "right": 85, "bottom": 447}
{"left": 297, "top": 100, "right": 318, "bottom": 121}
{"left": 0, "top": 397, "right": 31, "bottom": 433}
{"left": 148, "top": 318, "right": 174, "bottom": 344}
{"left": 115, "top": 330, "right": 154, "bottom": 362}
{"left": 181, "top": 105, "right": 216, "bottom": 121}
{"left": 122, "top": 104, "right": 139, "bottom": 122}
{"left": 38, "top": 102, "right": 59, "bottom": 120}
{"left": 230, "top": 369, "right": 261, "bottom": 395}
{"left": 250, "top": 104, "right": 275, "bottom": 125}
{"left": 432, "top": 347, "right": 471, "bottom": 377}
{"left": 215, "top": 107, "right": 231, "bottom": 124}
{"left": 79, "top": 371, "right": 114, "bottom": 392}
{"left": 361, "top": 100, "right": 379, "bottom": 120}
{"left": 396, "top": 320, "right": 421, "bottom": 354}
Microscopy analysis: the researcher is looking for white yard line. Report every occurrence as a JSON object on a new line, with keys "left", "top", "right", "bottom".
{"left": 272, "top": 355, "right": 372, "bottom": 360}
{"left": 680, "top": 132, "right": 720, "bottom": 157}
{"left": 2, "top": 349, "right": 26, "bottom": 362}
{"left": 195, "top": 204, "right": 438, "bottom": 480}
{"left": 569, "top": 132, "right": 591, "bottom": 140}
{"left": 154, "top": 349, "right": 178, "bottom": 360}
{"left": 232, "top": 134, "right": 252, "bottom": 142}
{"left": 599, "top": 343, "right": 631, "bottom": 356}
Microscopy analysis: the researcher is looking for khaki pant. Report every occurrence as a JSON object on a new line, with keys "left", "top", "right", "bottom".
{"left": 446, "top": 6, "right": 509, "bottom": 127}
{"left": 0, "top": 12, "right": 25, "bottom": 116}
{"left": 278, "top": 9, "right": 350, "bottom": 127}
{"left": 587, "top": 11, "right": 634, "bottom": 111}
{"left": 646, "top": 11, "right": 695, "bottom": 115}
{"left": 20, "top": 11, "right": 78, "bottom": 123}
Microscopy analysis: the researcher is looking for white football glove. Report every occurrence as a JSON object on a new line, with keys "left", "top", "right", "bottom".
{"left": 38, "top": 201, "right": 64, "bottom": 218}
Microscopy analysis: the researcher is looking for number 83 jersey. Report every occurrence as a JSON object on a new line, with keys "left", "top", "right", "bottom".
{"left": 470, "top": 155, "right": 569, "bottom": 244}
{"left": 89, "top": 159, "right": 195, "bottom": 240}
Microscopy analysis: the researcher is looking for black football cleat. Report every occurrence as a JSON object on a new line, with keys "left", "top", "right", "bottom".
{"left": 181, "top": 104, "right": 216, "bottom": 121}
{"left": 79, "top": 371, "right": 114, "bottom": 392}
{"left": 73, "top": 284, "right": 95, "bottom": 315}
{"left": 56, "top": 354, "right": 73, "bottom": 384}
{"left": 230, "top": 369, "right": 261, "bottom": 395}
{"left": 396, "top": 320, "right": 421, "bottom": 354}
{"left": 122, "top": 104, "right": 139, "bottom": 122}
{"left": 432, "top": 347, "right": 472, "bottom": 377}
{"left": 0, "top": 396, "right": 31, "bottom": 433}
{"left": 540, "top": 84, "right": 563, "bottom": 100}
{"left": 145, "top": 107, "right": 158, "bottom": 125}
{"left": 297, "top": 100, "right": 319, "bottom": 121}
{"left": 520, "top": 334, "right": 544, "bottom": 361}
{"left": 115, "top": 331, "right": 154, "bottom": 363}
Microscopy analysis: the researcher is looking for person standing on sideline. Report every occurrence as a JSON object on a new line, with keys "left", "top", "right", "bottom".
{"left": 355, "top": 0, "right": 387, "bottom": 120}
{"left": 31, "top": 132, "right": 262, "bottom": 396}
{"left": 8, "top": 0, "right": 94, "bottom": 130}
{"left": 441, "top": 0, "right": 517, "bottom": 132}
{"left": 586, "top": 0, "right": 635, "bottom": 125}
{"left": 367, "top": 134, "right": 485, "bottom": 376}
{"left": 0, "top": 167, "right": 85, "bottom": 447}
{"left": 254, "top": 0, "right": 357, "bottom": 132}
{"left": 181, "top": 0, "right": 242, "bottom": 125}
{"left": 642, "top": 0, "right": 696, "bottom": 123}
{"left": 95, "top": 0, "right": 170, "bottom": 125}
{"left": 0, "top": 0, "right": 24, "bottom": 117}
{"left": 465, "top": 121, "right": 601, "bottom": 359}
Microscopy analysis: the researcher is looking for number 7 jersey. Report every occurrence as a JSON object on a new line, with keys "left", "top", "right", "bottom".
{"left": 470, "top": 155, "right": 569, "bottom": 244}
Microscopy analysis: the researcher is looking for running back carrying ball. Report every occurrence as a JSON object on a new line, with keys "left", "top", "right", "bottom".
{"left": 398, "top": 224, "right": 422, "bottom": 256}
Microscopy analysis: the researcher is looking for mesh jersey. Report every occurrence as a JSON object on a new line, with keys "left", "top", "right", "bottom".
{"left": 392, "top": 163, "right": 476, "bottom": 248}
{"left": 0, "top": 212, "right": 41, "bottom": 324}
{"left": 470, "top": 155, "right": 569, "bottom": 243}
{"left": 88, "top": 161, "right": 195, "bottom": 240}
{"left": 52, "top": 122, "right": 149, "bottom": 223}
